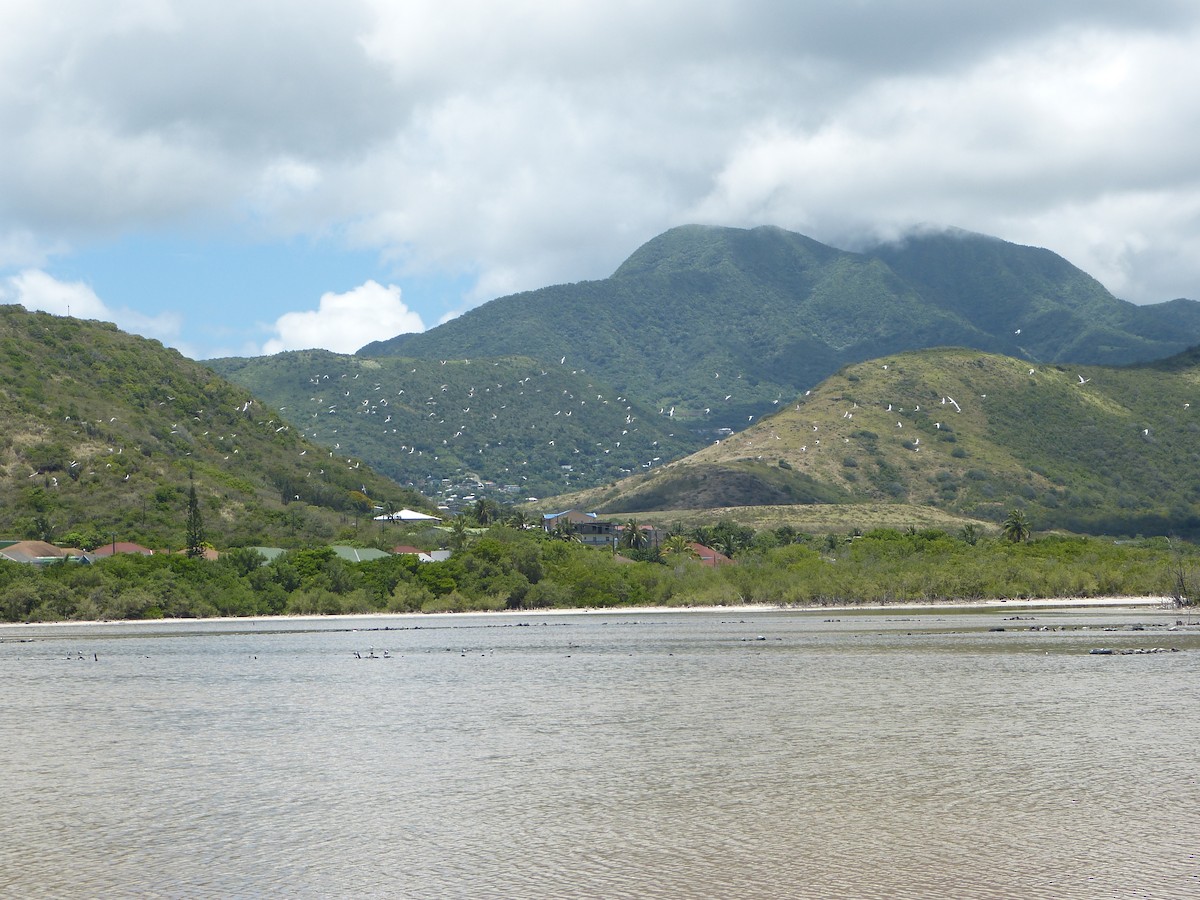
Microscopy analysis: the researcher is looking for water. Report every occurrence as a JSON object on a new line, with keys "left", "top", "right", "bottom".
{"left": 2, "top": 607, "right": 1198, "bottom": 898}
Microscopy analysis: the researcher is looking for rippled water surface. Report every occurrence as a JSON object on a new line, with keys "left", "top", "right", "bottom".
{"left": 3, "top": 606, "right": 1199, "bottom": 898}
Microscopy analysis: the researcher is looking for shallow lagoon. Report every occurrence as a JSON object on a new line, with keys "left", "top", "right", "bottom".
{"left": 3, "top": 606, "right": 1198, "bottom": 898}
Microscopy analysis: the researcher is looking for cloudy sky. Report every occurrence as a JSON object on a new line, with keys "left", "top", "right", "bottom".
{"left": 3, "top": 1, "right": 1200, "bottom": 360}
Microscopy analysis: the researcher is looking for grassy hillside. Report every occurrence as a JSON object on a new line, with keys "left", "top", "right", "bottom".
{"left": 546, "top": 347, "right": 1200, "bottom": 538}
{"left": 0, "top": 307, "right": 432, "bottom": 549}
{"left": 210, "top": 348, "right": 705, "bottom": 500}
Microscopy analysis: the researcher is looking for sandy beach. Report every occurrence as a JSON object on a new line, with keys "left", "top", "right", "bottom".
{"left": 0, "top": 594, "right": 1183, "bottom": 631}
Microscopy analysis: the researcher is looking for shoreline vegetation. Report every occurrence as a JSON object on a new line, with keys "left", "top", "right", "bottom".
{"left": 2, "top": 523, "right": 1197, "bottom": 624}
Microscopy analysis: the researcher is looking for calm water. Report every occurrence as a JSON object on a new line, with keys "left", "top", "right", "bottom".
{"left": 2, "top": 606, "right": 1198, "bottom": 899}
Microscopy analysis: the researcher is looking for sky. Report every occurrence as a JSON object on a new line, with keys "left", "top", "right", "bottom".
{"left": 3, "top": 1, "right": 1200, "bottom": 361}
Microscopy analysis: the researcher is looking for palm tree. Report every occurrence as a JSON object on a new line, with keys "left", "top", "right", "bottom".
{"left": 622, "top": 518, "right": 650, "bottom": 551}
{"left": 507, "top": 508, "right": 530, "bottom": 530}
{"left": 713, "top": 533, "right": 739, "bottom": 559}
{"left": 449, "top": 516, "right": 471, "bottom": 551}
{"left": 1001, "top": 509, "right": 1031, "bottom": 543}
{"left": 473, "top": 497, "right": 500, "bottom": 526}
{"left": 553, "top": 520, "right": 580, "bottom": 542}
{"left": 662, "top": 534, "right": 697, "bottom": 558}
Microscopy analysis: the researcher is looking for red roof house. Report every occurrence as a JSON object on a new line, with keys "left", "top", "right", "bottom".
{"left": 89, "top": 541, "right": 154, "bottom": 557}
{"left": 689, "top": 542, "right": 734, "bottom": 567}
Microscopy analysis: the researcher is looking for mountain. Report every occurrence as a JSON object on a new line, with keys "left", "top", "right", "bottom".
{"left": 548, "top": 346, "right": 1200, "bottom": 538}
{"left": 0, "top": 306, "right": 431, "bottom": 549}
{"left": 866, "top": 228, "right": 1200, "bottom": 363}
{"left": 361, "top": 225, "right": 1200, "bottom": 424}
{"left": 221, "top": 224, "right": 1200, "bottom": 503}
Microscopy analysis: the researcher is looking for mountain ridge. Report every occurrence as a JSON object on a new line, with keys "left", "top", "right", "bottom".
{"left": 360, "top": 224, "right": 1200, "bottom": 400}
{"left": 220, "top": 223, "right": 1200, "bottom": 507}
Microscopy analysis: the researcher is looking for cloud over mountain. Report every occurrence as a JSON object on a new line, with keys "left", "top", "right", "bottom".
{"left": 3, "top": 1, "right": 1200, "bottom": 357}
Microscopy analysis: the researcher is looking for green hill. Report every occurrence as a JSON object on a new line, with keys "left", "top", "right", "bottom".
{"left": 0, "top": 306, "right": 432, "bottom": 549}
{"left": 209, "top": 348, "right": 702, "bottom": 500}
{"left": 548, "top": 346, "right": 1200, "bottom": 538}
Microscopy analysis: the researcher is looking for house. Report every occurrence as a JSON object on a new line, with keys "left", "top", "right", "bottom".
{"left": 0, "top": 540, "right": 90, "bottom": 565}
{"left": 329, "top": 546, "right": 391, "bottom": 563}
{"left": 171, "top": 547, "right": 220, "bottom": 561}
{"left": 614, "top": 522, "right": 668, "bottom": 550}
{"left": 688, "top": 542, "right": 734, "bottom": 567}
{"left": 90, "top": 541, "right": 154, "bottom": 557}
{"left": 373, "top": 508, "right": 442, "bottom": 523}
{"left": 392, "top": 544, "right": 435, "bottom": 562}
{"left": 391, "top": 545, "right": 452, "bottom": 562}
{"left": 542, "top": 510, "right": 617, "bottom": 547}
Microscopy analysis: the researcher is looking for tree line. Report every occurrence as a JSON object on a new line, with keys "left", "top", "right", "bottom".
{"left": 2, "top": 515, "right": 1195, "bottom": 622}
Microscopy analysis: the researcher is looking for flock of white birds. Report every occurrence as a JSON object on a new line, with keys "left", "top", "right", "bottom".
{"left": 277, "top": 357, "right": 768, "bottom": 488}
{"left": 708, "top": 352, "right": 1193, "bottom": 474}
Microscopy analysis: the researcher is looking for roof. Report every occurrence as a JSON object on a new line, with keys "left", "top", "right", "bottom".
{"left": 90, "top": 541, "right": 154, "bottom": 557}
{"left": 329, "top": 546, "right": 391, "bottom": 563}
{"left": 170, "top": 548, "right": 220, "bottom": 561}
{"left": 689, "top": 542, "right": 734, "bottom": 566}
{"left": 373, "top": 508, "right": 441, "bottom": 522}
{"left": 543, "top": 509, "right": 598, "bottom": 522}
{"left": 0, "top": 540, "right": 89, "bottom": 564}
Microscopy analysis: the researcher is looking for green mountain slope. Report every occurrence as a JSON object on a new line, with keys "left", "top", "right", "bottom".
{"left": 551, "top": 347, "right": 1200, "bottom": 537}
{"left": 0, "top": 307, "right": 431, "bottom": 549}
{"left": 361, "top": 224, "right": 1200, "bottom": 425}
{"left": 220, "top": 224, "right": 1200, "bottom": 505}
{"left": 209, "top": 349, "right": 702, "bottom": 500}
{"left": 868, "top": 229, "right": 1200, "bottom": 363}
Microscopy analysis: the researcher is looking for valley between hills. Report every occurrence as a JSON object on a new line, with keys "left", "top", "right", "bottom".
{"left": 211, "top": 224, "right": 1200, "bottom": 539}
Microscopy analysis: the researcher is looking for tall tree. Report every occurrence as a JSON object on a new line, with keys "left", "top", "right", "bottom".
{"left": 1001, "top": 509, "right": 1031, "bottom": 543}
{"left": 185, "top": 480, "right": 205, "bottom": 558}
{"left": 473, "top": 497, "right": 501, "bottom": 527}
{"left": 662, "top": 534, "right": 697, "bottom": 558}
{"left": 449, "top": 516, "right": 471, "bottom": 551}
{"left": 553, "top": 519, "right": 580, "bottom": 542}
{"left": 622, "top": 518, "right": 650, "bottom": 550}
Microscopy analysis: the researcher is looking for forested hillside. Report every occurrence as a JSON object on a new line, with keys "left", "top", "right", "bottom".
{"left": 362, "top": 225, "right": 1200, "bottom": 428}
{"left": 210, "top": 349, "right": 703, "bottom": 499}
{"left": 0, "top": 307, "right": 431, "bottom": 549}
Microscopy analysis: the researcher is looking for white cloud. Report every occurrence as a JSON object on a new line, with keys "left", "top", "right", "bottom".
{"left": 3, "top": 268, "right": 186, "bottom": 346}
{"left": 686, "top": 27, "right": 1200, "bottom": 301}
{"left": 5, "top": 0, "right": 1200, "bottom": 355}
{"left": 261, "top": 281, "right": 425, "bottom": 355}
{"left": 5, "top": 269, "right": 109, "bottom": 318}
